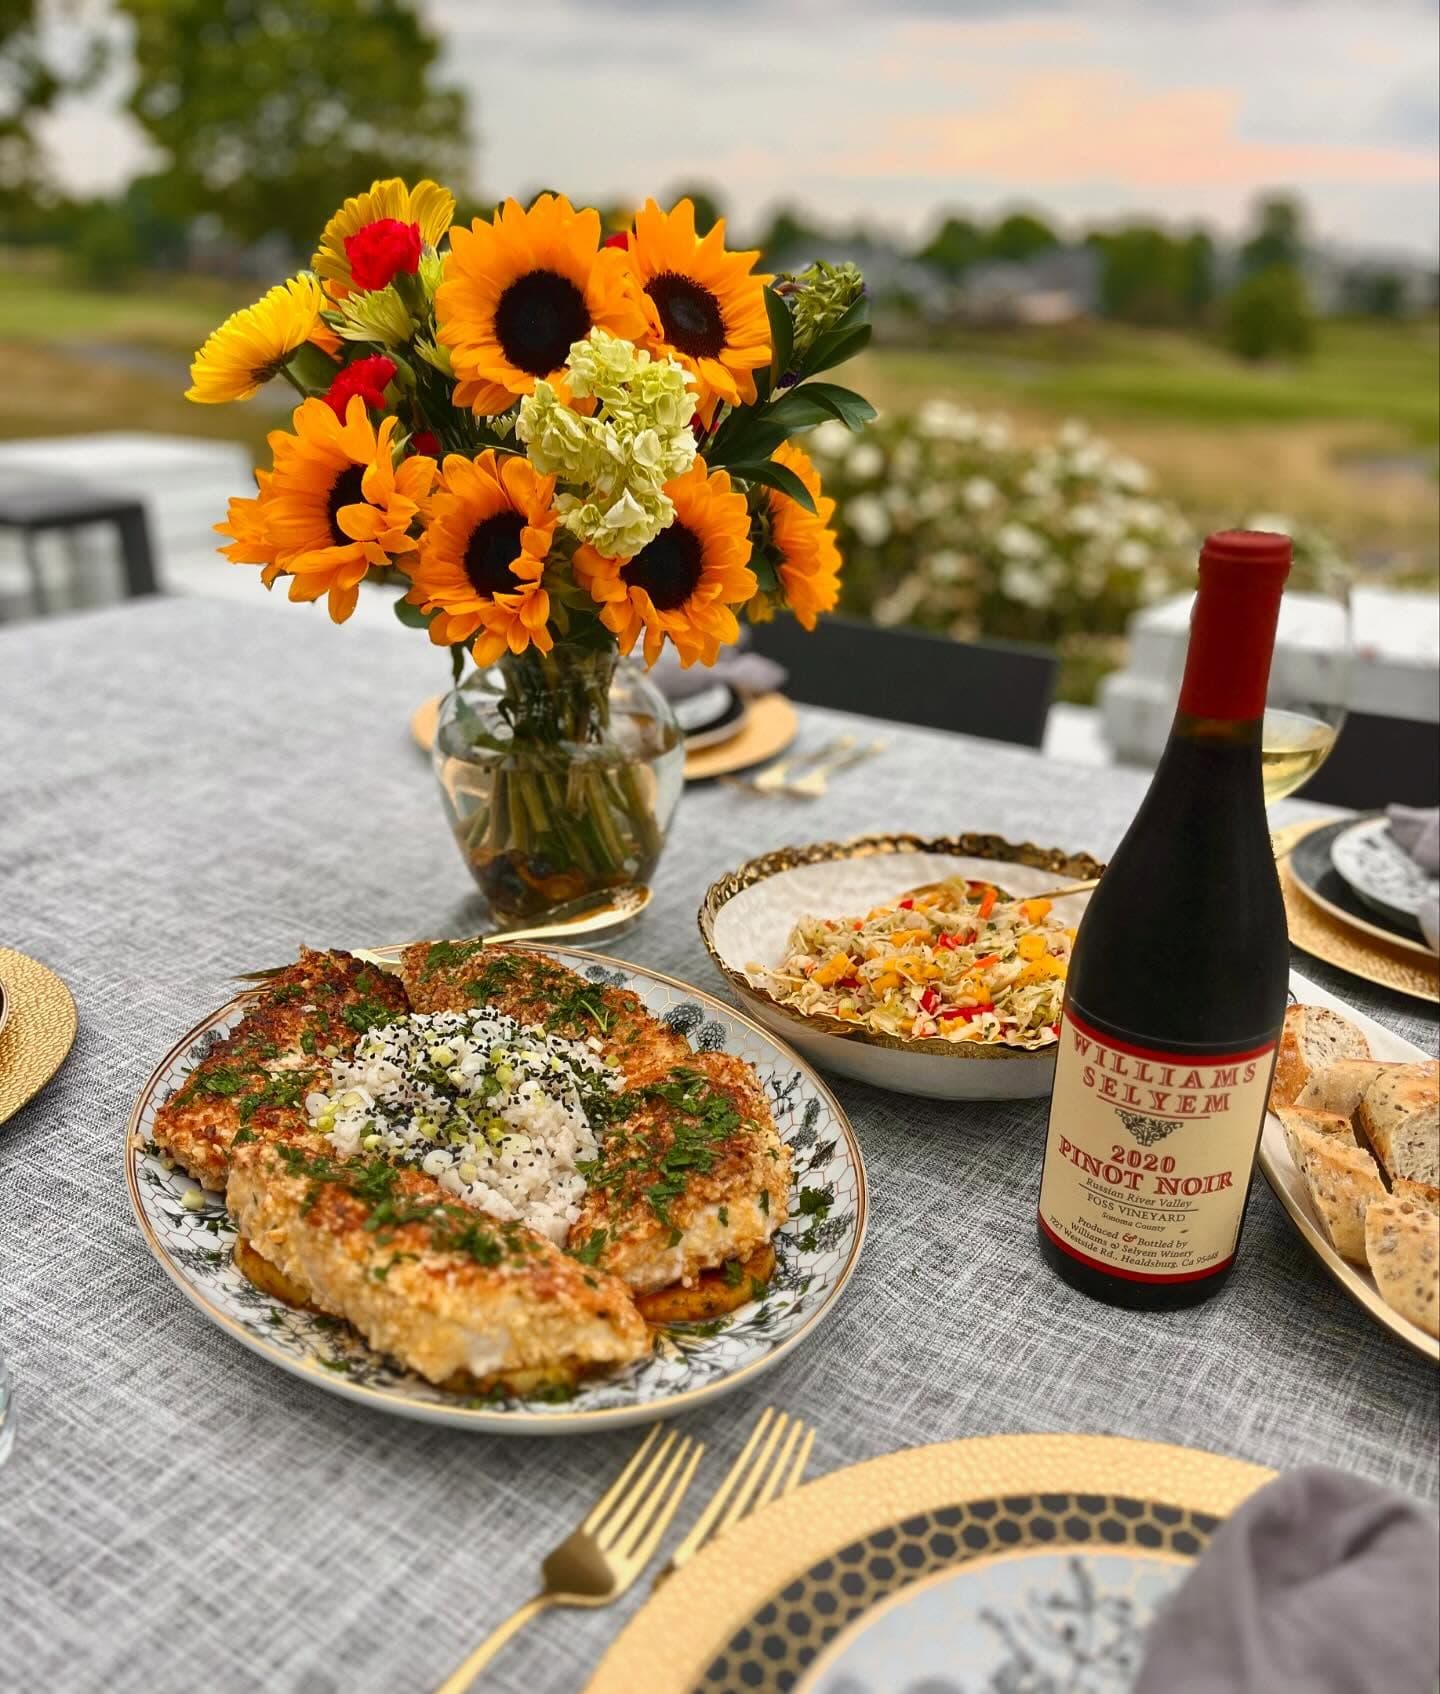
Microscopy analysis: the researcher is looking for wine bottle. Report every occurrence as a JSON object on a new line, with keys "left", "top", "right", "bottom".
{"left": 1036, "top": 529, "right": 1292, "bottom": 1310}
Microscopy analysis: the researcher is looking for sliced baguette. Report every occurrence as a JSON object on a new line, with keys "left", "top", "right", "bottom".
{"left": 1358, "top": 1063, "right": 1440, "bottom": 1187}
{"left": 1269, "top": 1006, "right": 1372, "bottom": 1111}
{"left": 1294, "top": 1057, "right": 1389, "bottom": 1121}
{"left": 1289, "top": 1123, "right": 1387, "bottom": 1266}
{"left": 1364, "top": 1197, "right": 1440, "bottom": 1339}
{"left": 1274, "top": 1105, "right": 1355, "bottom": 1171}
{"left": 1394, "top": 1178, "right": 1440, "bottom": 1215}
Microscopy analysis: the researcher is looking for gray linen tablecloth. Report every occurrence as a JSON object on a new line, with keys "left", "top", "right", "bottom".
{"left": 1, "top": 600, "right": 1436, "bottom": 1694}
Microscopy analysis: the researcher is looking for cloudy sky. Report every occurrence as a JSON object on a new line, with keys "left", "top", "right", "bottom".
{"left": 37, "top": 0, "right": 1440, "bottom": 256}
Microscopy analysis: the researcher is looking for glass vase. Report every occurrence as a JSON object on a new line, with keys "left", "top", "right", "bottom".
{"left": 432, "top": 644, "right": 685, "bottom": 929}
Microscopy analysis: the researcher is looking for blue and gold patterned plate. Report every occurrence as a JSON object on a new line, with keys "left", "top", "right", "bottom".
{"left": 587, "top": 1434, "right": 1272, "bottom": 1694}
{"left": 125, "top": 945, "right": 866, "bottom": 1434}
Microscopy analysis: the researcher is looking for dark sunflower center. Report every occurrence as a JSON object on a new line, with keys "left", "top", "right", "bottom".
{"left": 494, "top": 270, "right": 591, "bottom": 375}
{"left": 645, "top": 272, "right": 725, "bottom": 358}
{"left": 464, "top": 512, "right": 528, "bottom": 598}
{"left": 626, "top": 522, "right": 703, "bottom": 611}
{"left": 325, "top": 463, "right": 369, "bottom": 545}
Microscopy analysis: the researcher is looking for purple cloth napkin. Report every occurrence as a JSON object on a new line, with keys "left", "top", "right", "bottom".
{"left": 644, "top": 632, "right": 787, "bottom": 703}
{"left": 1388, "top": 805, "right": 1440, "bottom": 950}
{"left": 1135, "top": 1467, "right": 1440, "bottom": 1694}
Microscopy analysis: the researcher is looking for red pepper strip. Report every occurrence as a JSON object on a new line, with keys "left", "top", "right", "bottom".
{"left": 976, "top": 886, "right": 997, "bottom": 920}
{"left": 918, "top": 986, "right": 940, "bottom": 1015}
{"left": 836, "top": 975, "right": 860, "bottom": 991}
{"left": 1050, "top": 1021, "right": 1061, "bottom": 1035}
{"left": 939, "top": 1002, "right": 995, "bottom": 1021}
{"left": 897, "top": 898, "right": 915, "bottom": 911}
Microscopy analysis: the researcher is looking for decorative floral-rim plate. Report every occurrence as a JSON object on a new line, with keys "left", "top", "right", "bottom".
{"left": 1330, "top": 815, "right": 1438, "bottom": 937}
{"left": 699, "top": 833, "right": 1104, "bottom": 1100}
{"left": 1288, "top": 817, "right": 1434, "bottom": 961}
{"left": 125, "top": 945, "right": 867, "bottom": 1433}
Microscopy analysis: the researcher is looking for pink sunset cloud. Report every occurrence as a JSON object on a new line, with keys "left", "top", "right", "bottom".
{"left": 841, "top": 69, "right": 1439, "bottom": 190}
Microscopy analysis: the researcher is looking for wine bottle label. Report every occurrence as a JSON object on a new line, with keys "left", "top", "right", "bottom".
{"left": 1038, "top": 1007, "right": 1277, "bottom": 1283}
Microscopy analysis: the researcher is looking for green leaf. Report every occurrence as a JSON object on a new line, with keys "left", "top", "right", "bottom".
{"left": 764, "top": 287, "right": 794, "bottom": 387}
{"left": 705, "top": 414, "right": 791, "bottom": 468}
{"left": 450, "top": 644, "right": 466, "bottom": 686}
{"left": 774, "top": 382, "right": 877, "bottom": 433}
{"left": 749, "top": 552, "right": 780, "bottom": 594}
{"left": 729, "top": 459, "right": 817, "bottom": 514}
{"left": 798, "top": 321, "right": 872, "bottom": 378}
{"left": 393, "top": 593, "right": 434, "bottom": 630}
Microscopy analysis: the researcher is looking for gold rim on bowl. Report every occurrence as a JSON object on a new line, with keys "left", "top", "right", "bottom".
{"left": 124, "top": 942, "right": 869, "bottom": 1431}
{"left": 698, "top": 832, "right": 1107, "bottom": 1064}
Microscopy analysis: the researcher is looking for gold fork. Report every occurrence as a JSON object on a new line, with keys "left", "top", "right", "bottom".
{"left": 431, "top": 1424, "right": 703, "bottom": 1694}
{"left": 657, "top": 1406, "right": 814, "bottom": 1585}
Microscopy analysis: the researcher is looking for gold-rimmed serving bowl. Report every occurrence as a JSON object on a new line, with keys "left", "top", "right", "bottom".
{"left": 699, "top": 833, "right": 1106, "bottom": 1101}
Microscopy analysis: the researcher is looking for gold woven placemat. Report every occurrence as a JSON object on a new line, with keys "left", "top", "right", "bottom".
{"left": 0, "top": 947, "right": 78, "bottom": 1125}
{"left": 1273, "top": 821, "right": 1439, "bottom": 1004}
{"left": 585, "top": 1433, "right": 1272, "bottom": 1694}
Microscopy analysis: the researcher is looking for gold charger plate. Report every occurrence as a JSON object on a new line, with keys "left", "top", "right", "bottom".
{"left": 586, "top": 1432, "right": 1272, "bottom": 1694}
{"left": 410, "top": 692, "right": 797, "bottom": 783}
{"left": 0, "top": 947, "right": 78, "bottom": 1126}
{"left": 1273, "top": 821, "right": 1438, "bottom": 1005}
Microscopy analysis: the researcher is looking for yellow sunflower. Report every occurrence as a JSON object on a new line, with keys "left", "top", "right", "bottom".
{"left": 313, "top": 177, "right": 456, "bottom": 299}
{"left": 405, "top": 450, "right": 559, "bottom": 665}
{"left": 215, "top": 469, "right": 284, "bottom": 587}
{"left": 627, "top": 199, "right": 772, "bottom": 425}
{"left": 260, "top": 397, "right": 437, "bottom": 623}
{"left": 766, "top": 442, "right": 842, "bottom": 629}
{"left": 187, "top": 275, "right": 332, "bottom": 404}
{"left": 573, "top": 458, "right": 756, "bottom": 668}
{"left": 435, "top": 194, "right": 648, "bottom": 416}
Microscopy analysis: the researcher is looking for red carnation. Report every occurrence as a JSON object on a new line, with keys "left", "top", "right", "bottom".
{"left": 602, "top": 231, "right": 630, "bottom": 250}
{"left": 344, "top": 218, "right": 423, "bottom": 291}
{"left": 410, "top": 430, "right": 440, "bottom": 456}
{"left": 322, "top": 355, "right": 397, "bottom": 419}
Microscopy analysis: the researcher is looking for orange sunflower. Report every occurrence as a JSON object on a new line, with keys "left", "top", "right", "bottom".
{"left": 215, "top": 468, "right": 283, "bottom": 586}
{"left": 765, "top": 442, "right": 842, "bottom": 629}
{"left": 259, "top": 397, "right": 437, "bottom": 623}
{"left": 627, "top": 199, "right": 772, "bottom": 425}
{"left": 435, "top": 194, "right": 648, "bottom": 415}
{"left": 405, "top": 450, "right": 559, "bottom": 665}
{"left": 313, "top": 177, "right": 456, "bottom": 300}
{"left": 574, "top": 459, "right": 756, "bottom": 668}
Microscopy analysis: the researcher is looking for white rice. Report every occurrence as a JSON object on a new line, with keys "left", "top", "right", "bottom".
{"left": 303, "top": 1008, "right": 616, "bottom": 1245}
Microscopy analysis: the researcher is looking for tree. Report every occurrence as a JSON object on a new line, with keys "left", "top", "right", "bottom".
{"left": 986, "top": 211, "right": 1059, "bottom": 264}
{"left": 115, "top": 0, "right": 471, "bottom": 251}
{"left": 760, "top": 204, "right": 824, "bottom": 261}
{"left": 664, "top": 183, "right": 724, "bottom": 235}
{"left": 1091, "top": 225, "right": 1187, "bottom": 324}
{"left": 1179, "top": 229, "right": 1216, "bottom": 320}
{"left": 1221, "top": 265, "right": 1316, "bottom": 362}
{"left": 916, "top": 214, "right": 985, "bottom": 278}
{"left": 1240, "top": 193, "right": 1305, "bottom": 276}
{"left": 1, "top": 2, "right": 106, "bottom": 212}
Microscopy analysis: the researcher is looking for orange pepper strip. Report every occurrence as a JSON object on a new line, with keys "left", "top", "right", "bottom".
{"left": 972, "top": 953, "right": 999, "bottom": 970}
{"left": 977, "top": 886, "right": 997, "bottom": 920}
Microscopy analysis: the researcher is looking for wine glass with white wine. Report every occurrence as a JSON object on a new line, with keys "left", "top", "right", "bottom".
{"left": 1260, "top": 553, "right": 1352, "bottom": 805}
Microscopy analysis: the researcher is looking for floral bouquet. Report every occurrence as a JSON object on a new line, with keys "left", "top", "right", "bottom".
{"left": 188, "top": 180, "right": 873, "bottom": 922}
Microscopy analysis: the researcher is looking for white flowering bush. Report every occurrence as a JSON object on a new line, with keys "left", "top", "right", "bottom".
{"left": 807, "top": 405, "right": 1196, "bottom": 702}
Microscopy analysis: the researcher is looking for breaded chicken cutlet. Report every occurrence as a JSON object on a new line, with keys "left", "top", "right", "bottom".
{"left": 151, "top": 947, "right": 409, "bottom": 1190}
{"left": 569, "top": 1051, "right": 792, "bottom": 1293}
{"left": 227, "top": 1116, "right": 648, "bottom": 1390}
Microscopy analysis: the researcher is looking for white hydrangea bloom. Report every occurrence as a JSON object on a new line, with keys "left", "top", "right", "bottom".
{"left": 847, "top": 442, "right": 884, "bottom": 479}
{"left": 847, "top": 494, "right": 891, "bottom": 545}
{"left": 516, "top": 329, "right": 697, "bottom": 557}
{"left": 962, "top": 476, "right": 998, "bottom": 512}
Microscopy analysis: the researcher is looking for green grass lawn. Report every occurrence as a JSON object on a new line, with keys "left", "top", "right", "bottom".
{"left": 863, "top": 318, "right": 1439, "bottom": 442}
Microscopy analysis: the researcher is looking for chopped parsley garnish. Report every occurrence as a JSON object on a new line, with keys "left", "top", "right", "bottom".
{"left": 270, "top": 983, "right": 305, "bottom": 1005}
{"left": 571, "top": 1228, "right": 609, "bottom": 1266}
{"left": 462, "top": 954, "right": 524, "bottom": 1002}
{"left": 423, "top": 938, "right": 489, "bottom": 979}
{"left": 722, "top": 1258, "right": 745, "bottom": 1287}
{"left": 194, "top": 1067, "right": 251, "bottom": 1098}
{"left": 797, "top": 1185, "right": 833, "bottom": 1218}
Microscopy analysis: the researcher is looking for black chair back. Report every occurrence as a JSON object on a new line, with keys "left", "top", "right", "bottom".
{"left": 1297, "top": 712, "right": 1439, "bottom": 809}
{"left": 748, "top": 615, "right": 1057, "bottom": 747}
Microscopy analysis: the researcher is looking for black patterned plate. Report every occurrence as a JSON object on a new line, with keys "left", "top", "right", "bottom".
{"left": 1289, "top": 817, "right": 1433, "bottom": 959}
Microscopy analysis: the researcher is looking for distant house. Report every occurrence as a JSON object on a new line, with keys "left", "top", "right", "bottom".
{"left": 954, "top": 246, "right": 1100, "bottom": 325}
{"left": 768, "top": 237, "right": 955, "bottom": 321}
